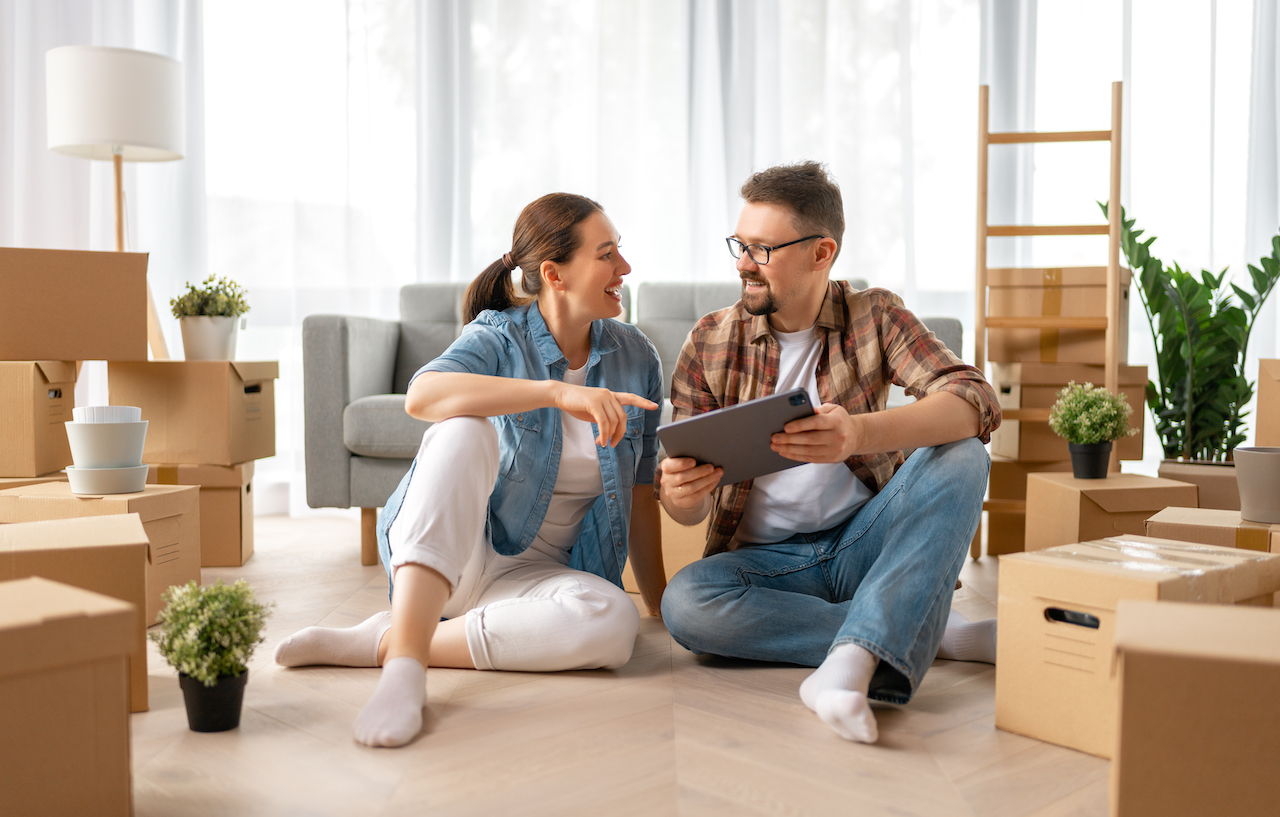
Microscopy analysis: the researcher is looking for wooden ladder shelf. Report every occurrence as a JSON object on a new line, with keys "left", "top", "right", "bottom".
{"left": 972, "top": 81, "right": 1126, "bottom": 558}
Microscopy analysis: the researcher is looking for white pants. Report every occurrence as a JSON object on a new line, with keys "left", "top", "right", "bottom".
{"left": 387, "top": 417, "right": 640, "bottom": 672}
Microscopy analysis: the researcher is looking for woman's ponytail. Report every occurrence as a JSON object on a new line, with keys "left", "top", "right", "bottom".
{"left": 463, "top": 258, "right": 523, "bottom": 323}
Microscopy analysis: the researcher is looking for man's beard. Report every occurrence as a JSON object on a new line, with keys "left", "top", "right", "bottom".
{"left": 741, "top": 279, "right": 778, "bottom": 316}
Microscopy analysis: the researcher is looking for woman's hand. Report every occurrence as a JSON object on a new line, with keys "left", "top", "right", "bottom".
{"left": 552, "top": 382, "right": 657, "bottom": 447}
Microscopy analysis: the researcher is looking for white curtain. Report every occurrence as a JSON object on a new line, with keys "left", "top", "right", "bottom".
{"left": 1247, "top": 0, "right": 1279, "bottom": 366}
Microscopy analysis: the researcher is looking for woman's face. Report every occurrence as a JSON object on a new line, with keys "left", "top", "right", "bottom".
{"left": 554, "top": 211, "right": 631, "bottom": 321}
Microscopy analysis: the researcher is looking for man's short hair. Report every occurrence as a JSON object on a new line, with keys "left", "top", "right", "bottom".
{"left": 740, "top": 162, "right": 844, "bottom": 263}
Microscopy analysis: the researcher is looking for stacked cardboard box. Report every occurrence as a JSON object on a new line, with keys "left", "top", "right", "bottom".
{"left": 995, "top": 535, "right": 1280, "bottom": 757}
{"left": 0, "top": 576, "right": 136, "bottom": 816}
{"left": 981, "top": 267, "right": 1146, "bottom": 557}
{"left": 1259, "top": 359, "right": 1280, "bottom": 447}
{"left": 1110, "top": 600, "right": 1280, "bottom": 817}
{"left": 110, "top": 361, "right": 277, "bottom": 567}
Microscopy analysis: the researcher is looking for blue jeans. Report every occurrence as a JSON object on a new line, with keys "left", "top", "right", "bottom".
{"left": 660, "top": 438, "right": 989, "bottom": 704}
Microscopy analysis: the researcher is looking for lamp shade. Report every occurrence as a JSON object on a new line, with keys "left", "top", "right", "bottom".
{"left": 46, "top": 45, "right": 184, "bottom": 162}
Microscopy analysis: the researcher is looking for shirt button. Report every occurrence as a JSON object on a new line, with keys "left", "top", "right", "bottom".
{"left": 609, "top": 493, "right": 616, "bottom": 500}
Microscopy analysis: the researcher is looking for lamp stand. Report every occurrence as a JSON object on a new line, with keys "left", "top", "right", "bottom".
{"left": 114, "top": 150, "right": 170, "bottom": 360}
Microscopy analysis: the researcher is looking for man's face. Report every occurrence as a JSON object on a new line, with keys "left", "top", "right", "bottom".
{"left": 731, "top": 202, "right": 820, "bottom": 322}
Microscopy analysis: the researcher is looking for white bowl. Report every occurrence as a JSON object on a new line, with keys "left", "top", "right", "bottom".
{"left": 64, "top": 420, "right": 148, "bottom": 469}
{"left": 65, "top": 464, "right": 149, "bottom": 495}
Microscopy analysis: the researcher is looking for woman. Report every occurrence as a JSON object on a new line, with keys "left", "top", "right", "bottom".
{"left": 274, "top": 193, "right": 667, "bottom": 748}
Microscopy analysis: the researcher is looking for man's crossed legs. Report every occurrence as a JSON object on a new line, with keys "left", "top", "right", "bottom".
{"left": 660, "top": 438, "right": 989, "bottom": 742}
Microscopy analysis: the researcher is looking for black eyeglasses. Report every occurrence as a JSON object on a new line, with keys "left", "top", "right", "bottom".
{"left": 725, "top": 235, "right": 824, "bottom": 265}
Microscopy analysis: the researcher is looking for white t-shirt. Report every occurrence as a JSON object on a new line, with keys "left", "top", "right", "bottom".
{"left": 734, "top": 325, "right": 873, "bottom": 544}
{"left": 525, "top": 363, "right": 605, "bottom": 563}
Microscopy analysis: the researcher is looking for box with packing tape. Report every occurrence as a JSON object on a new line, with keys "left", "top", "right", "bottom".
{"left": 0, "top": 247, "right": 148, "bottom": 362}
{"left": 1110, "top": 600, "right": 1280, "bottom": 817}
{"left": 108, "top": 361, "right": 278, "bottom": 466}
{"left": 0, "top": 360, "right": 77, "bottom": 478}
{"left": 1024, "top": 472, "right": 1198, "bottom": 552}
{"left": 1156, "top": 460, "right": 1239, "bottom": 510}
{"left": 0, "top": 576, "right": 135, "bottom": 817}
{"left": 986, "top": 266, "right": 1131, "bottom": 364}
{"left": 995, "top": 535, "right": 1280, "bottom": 758}
{"left": 1146, "top": 506, "right": 1280, "bottom": 553}
{"left": 0, "top": 514, "right": 150, "bottom": 712}
{"left": 989, "top": 362, "right": 1146, "bottom": 461}
{"left": 149, "top": 462, "right": 254, "bottom": 567}
{"left": 0, "top": 482, "right": 200, "bottom": 625}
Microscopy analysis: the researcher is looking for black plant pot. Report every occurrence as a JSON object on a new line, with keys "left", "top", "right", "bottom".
{"left": 179, "top": 672, "right": 248, "bottom": 732}
{"left": 1068, "top": 441, "right": 1113, "bottom": 479}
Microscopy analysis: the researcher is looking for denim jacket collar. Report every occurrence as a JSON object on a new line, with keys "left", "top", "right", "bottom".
{"left": 527, "top": 300, "right": 621, "bottom": 372}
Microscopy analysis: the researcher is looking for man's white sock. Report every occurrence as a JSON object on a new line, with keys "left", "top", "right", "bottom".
{"left": 273, "top": 611, "right": 392, "bottom": 668}
{"left": 798, "top": 643, "right": 880, "bottom": 743}
{"left": 936, "top": 610, "right": 998, "bottom": 665}
{"left": 354, "top": 656, "right": 427, "bottom": 748}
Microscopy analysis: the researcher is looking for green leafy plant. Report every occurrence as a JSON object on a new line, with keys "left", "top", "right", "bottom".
{"left": 1049, "top": 381, "right": 1138, "bottom": 445}
{"left": 150, "top": 579, "right": 272, "bottom": 687}
{"left": 170, "top": 275, "right": 251, "bottom": 319}
{"left": 1102, "top": 203, "right": 1280, "bottom": 461}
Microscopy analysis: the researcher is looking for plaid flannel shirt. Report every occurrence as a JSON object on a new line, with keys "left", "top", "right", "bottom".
{"left": 669, "top": 281, "right": 1001, "bottom": 556}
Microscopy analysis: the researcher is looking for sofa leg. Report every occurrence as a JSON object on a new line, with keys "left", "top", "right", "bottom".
{"left": 361, "top": 508, "right": 378, "bottom": 566}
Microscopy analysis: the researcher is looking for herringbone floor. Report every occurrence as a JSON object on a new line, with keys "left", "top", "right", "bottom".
{"left": 131, "top": 515, "right": 1109, "bottom": 816}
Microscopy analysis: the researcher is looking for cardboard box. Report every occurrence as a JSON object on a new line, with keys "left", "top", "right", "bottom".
{"left": 989, "top": 362, "right": 1146, "bottom": 461}
{"left": 989, "top": 456, "right": 1074, "bottom": 501}
{"left": 0, "top": 473, "right": 68, "bottom": 490}
{"left": 983, "top": 458, "right": 1073, "bottom": 556}
{"left": 1111, "top": 600, "right": 1280, "bottom": 817}
{"left": 995, "top": 535, "right": 1280, "bottom": 757}
{"left": 0, "top": 360, "right": 76, "bottom": 477}
{"left": 108, "top": 360, "right": 278, "bottom": 465}
{"left": 622, "top": 506, "right": 708, "bottom": 595}
{"left": 0, "top": 514, "right": 150, "bottom": 712}
{"left": 1146, "top": 506, "right": 1280, "bottom": 553}
{"left": 987, "top": 511, "right": 1027, "bottom": 556}
{"left": 1156, "top": 460, "right": 1239, "bottom": 510}
{"left": 1257, "top": 359, "right": 1280, "bottom": 446}
{"left": 0, "top": 482, "right": 200, "bottom": 625}
{"left": 1024, "top": 472, "right": 1198, "bottom": 551}
{"left": 0, "top": 576, "right": 134, "bottom": 816}
{"left": 149, "top": 462, "right": 254, "bottom": 567}
{"left": 0, "top": 247, "right": 148, "bottom": 362}
{"left": 987, "top": 266, "right": 1131, "bottom": 364}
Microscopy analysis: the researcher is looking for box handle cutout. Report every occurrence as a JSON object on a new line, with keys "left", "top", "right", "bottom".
{"left": 244, "top": 384, "right": 262, "bottom": 394}
{"left": 999, "top": 385, "right": 1013, "bottom": 395}
{"left": 1044, "top": 608, "right": 1100, "bottom": 629}
{"left": 47, "top": 388, "right": 61, "bottom": 399}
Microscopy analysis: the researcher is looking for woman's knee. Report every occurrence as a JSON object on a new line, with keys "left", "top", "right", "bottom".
{"left": 420, "top": 416, "right": 499, "bottom": 461}
{"left": 567, "top": 583, "right": 640, "bottom": 669}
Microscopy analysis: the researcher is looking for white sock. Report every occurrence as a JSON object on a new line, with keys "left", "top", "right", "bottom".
{"left": 273, "top": 611, "right": 392, "bottom": 668}
{"left": 936, "top": 610, "right": 998, "bottom": 664}
{"left": 353, "top": 656, "right": 427, "bottom": 748}
{"left": 799, "top": 643, "right": 880, "bottom": 744}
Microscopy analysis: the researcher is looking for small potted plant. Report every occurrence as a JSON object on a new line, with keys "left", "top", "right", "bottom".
{"left": 1049, "top": 381, "right": 1139, "bottom": 479}
{"left": 150, "top": 579, "right": 272, "bottom": 732}
{"left": 170, "top": 275, "right": 251, "bottom": 360}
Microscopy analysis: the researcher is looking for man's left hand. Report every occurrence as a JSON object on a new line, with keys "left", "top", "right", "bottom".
{"left": 770, "top": 403, "right": 863, "bottom": 463}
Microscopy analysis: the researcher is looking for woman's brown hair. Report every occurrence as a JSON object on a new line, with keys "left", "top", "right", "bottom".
{"left": 463, "top": 193, "right": 604, "bottom": 323}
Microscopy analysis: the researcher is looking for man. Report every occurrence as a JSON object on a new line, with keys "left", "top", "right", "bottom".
{"left": 658, "top": 162, "right": 1001, "bottom": 743}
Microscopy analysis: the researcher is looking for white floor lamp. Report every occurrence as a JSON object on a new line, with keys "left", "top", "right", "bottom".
{"left": 46, "top": 45, "right": 186, "bottom": 360}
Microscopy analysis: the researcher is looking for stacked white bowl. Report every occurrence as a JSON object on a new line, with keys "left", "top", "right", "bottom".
{"left": 64, "top": 406, "right": 149, "bottom": 494}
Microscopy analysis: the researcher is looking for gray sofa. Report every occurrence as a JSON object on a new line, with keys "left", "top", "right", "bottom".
{"left": 304, "top": 279, "right": 960, "bottom": 564}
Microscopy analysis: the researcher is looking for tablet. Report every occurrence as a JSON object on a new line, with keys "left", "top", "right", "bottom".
{"left": 657, "top": 388, "right": 816, "bottom": 485}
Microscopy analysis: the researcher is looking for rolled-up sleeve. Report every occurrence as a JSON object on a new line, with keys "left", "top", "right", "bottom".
{"left": 879, "top": 294, "right": 1002, "bottom": 444}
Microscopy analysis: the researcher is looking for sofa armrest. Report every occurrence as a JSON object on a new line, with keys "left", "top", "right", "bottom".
{"left": 303, "top": 314, "right": 401, "bottom": 509}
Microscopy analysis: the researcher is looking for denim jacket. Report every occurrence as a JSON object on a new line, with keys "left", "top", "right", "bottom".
{"left": 376, "top": 301, "right": 663, "bottom": 589}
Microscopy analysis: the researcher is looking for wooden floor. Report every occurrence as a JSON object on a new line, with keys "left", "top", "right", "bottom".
{"left": 131, "top": 515, "right": 1110, "bottom": 816}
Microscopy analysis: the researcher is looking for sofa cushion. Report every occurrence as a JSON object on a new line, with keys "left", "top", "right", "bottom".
{"left": 343, "top": 395, "right": 432, "bottom": 458}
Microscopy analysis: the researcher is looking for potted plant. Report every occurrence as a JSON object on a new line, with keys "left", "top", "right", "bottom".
{"left": 1049, "top": 381, "right": 1139, "bottom": 479}
{"left": 170, "top": 275, "right": 251, "bottom": 360}
{"left": 150, "top": 579, "right": 272, "bottom": 732}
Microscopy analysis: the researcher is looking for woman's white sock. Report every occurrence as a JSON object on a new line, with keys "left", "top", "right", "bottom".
{"left": 798, "top": 643, "right": 880, "bottom": 743}
{"left": 354, "top": 656, "right": 427, "bottom": 748}
{"left": 273, "top": 611, "right": 392, "bottom": 668}
{"left": 936, "top": 610, "right": 998, "bottom": 664}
